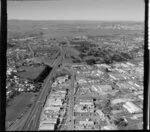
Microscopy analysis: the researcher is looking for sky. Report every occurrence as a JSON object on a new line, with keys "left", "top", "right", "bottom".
{"left": 7, "top": 0, "right": 144, "bottom": 21}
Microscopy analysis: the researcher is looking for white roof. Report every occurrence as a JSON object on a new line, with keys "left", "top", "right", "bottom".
{"left": 96, "top": 110, "right": 104, "bottom": 116}
{"left": 99, "top": 85, "right": 112, "bottom": 91}
{"left": 41, "top": 114, "right": 58, "bottom": 121}
{"left": 46, "top": 98, "right": 62, "bottom": 106}
{"left": 79, "top": 121, "right": 94, "bottom": 125}
{"left": 111, "top": 98, "right": 134, "bottom": 105}
{"left": 40, "top": 119, "right": 57, "bottom": 125}
{"left": 123, "top": 102, "right": 142, "bottom": 113}
{"left": 126, "top": 62, "right": 135, "bottom": 66}
{"left": 43, "top": 106, "right": 60, "bottom": 112}
{"left": 39, "top": 124, "right": 55, "bottom": 130}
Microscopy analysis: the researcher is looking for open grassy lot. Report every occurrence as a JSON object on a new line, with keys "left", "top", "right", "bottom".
{"left": 6, "top": 92, "right": 37, "bottom": 122}
{"left": 17, "top": 66, "right": 46, "bottom": 80}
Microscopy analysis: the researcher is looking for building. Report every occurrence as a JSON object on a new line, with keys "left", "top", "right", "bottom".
{"left": 126, "top": 62, "right": 135, "bottom": 67}
{"left": 93, "top": 85, "right": 112, "bottom": 93}
{"left": 96, "top": 110, "right": 105, "bottom": 121}
{"left": 109, "top": 74, "right": 125, "bottom": 81}
{"left": 38, "top": 123, "right": 55, "bottom": 130}
{"left": 123, "top": 101, "right": 142, "bottom": 114}
{"left": 79, "top": 121, "right": 94, "bottom": 126}
{"left": 45, "top": 98, "right": 62, "bottom": 107}
{"left": 96, "top": 64, "right": 111, "bottom": 69}
{"left": 111, "top": 98, "right": 134, "bottom": 105}
{"left": 40, "top": 119, "right": 57, "bottom": 125}
{"left": 74, "top": 99, "right": 94, "bottom": 113}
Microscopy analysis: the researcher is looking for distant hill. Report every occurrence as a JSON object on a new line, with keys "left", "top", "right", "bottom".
{"left": 8, "top": 20, "right": 144, "bottom": 39}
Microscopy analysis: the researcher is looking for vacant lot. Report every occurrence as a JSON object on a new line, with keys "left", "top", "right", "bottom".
{"left": 6, "top": 92, "right": 37, "bottom": 122}
{"left": 17, "top": 65, "right": 46, "bottom": 80}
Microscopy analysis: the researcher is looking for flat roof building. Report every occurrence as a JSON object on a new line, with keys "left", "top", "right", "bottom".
{"left": 123, "top": 101, "right": 142, "bottom": 114}
{"left": 39, "top": 119, "right": 57, "bottom": 125}
{"left": 45, "top": 98, "right": 62, "bottom": 106}
{"left": 79, "top": 121, "right": 94, "bottom": 126}
{"left": 39, "top": 123, "right": 55, "bottom": 130}
{"left": 96, "top": 110, "right": 105, "bottom": 121}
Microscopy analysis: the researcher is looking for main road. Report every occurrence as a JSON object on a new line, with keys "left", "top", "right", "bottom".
{"left": 66, "top": 69, "right": 75, "bottom": 130}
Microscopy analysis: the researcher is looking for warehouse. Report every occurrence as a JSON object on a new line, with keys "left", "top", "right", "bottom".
{"left": 43, "top": 106, "right": 60, "bottom": 113}
{"left": 40, "top": 119, "right": 57, "bottom": 125}
{"left": 123, "top": 102, "right": 142, "bottom": 114}
{"left": 98, "top": 85, "right": 112, "bottom": 92}
{"left": 40, "top": 110, "right": 59, "bottom": 120}
{"left": 79, "top": 121, "right": 94, "bottom": 126}
{"left": 45, "top": 98, "right": 62, "bottom": 107}
{"left": 111, "top": 98, "right": 134, "bottom": 105}
{"left": 39, "top": 123, "right": 55, "bottom": 130}
{"left": 109, "top": 74, "right": 125, "bottom": 81}
{"left": 96, "top": 110, "right": 105, "bottom": 121}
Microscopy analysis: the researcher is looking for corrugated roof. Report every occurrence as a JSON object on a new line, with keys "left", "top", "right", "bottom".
{"left": 79, "top": 121, "right": 94, "bottom": 125}
{"left": 39, "top": 124, "right": 55, "bottom": 130}
{"left": 40, "top": 119, "right": 57, "bottom": 125}
{"left": 123, "top": 101, "right": 142, "bottom": 113}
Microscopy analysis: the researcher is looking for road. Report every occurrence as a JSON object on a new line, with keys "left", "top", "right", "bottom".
{"left": 8, "top": 49, "right": 63, "bottom": 131}
{"left": 66, "top": 71, "right": 75, "bottom": 130}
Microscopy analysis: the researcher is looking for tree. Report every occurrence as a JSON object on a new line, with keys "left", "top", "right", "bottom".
{"left": 86, "top": 59, "right": 96, "bottom": 65}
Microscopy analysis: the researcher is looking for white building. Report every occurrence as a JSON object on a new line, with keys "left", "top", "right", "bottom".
{"left": 123, "top": 101, "right": 142, "bottom": 114}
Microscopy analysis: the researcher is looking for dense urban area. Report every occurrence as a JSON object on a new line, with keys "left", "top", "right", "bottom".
{"left": 6, "top": 20, "right": 144, "bottom": 130}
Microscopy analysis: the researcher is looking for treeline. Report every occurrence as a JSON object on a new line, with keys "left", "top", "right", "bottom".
{"left": 34, "top": 66, "right": 52, "bottom": 83}
{"left": 71, "top": 41, "right": 134, "bottom": 65}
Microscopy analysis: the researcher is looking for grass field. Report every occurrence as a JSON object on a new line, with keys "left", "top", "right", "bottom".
{"left": 6, "top": 92, "right": 37, "bottom": 122}
{"left": 17, "top": 65, "right": 46, "bottom": 80}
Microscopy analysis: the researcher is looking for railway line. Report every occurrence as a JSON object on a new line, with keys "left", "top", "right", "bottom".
{"left": 8, "top": 49, "right": 64, "bottom": 131}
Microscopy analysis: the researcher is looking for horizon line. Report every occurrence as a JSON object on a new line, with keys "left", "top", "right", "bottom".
{"left": 8, "top": 19, "right": 144, "bottom": 22}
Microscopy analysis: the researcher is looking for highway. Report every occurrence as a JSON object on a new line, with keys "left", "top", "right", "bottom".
{"left": 8, "top": 49, "right": 64, "bottom": 131}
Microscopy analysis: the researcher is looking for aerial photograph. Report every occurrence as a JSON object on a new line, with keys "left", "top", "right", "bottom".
{"left": 6, "top": 0, "right": 144, "bottom": 130}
